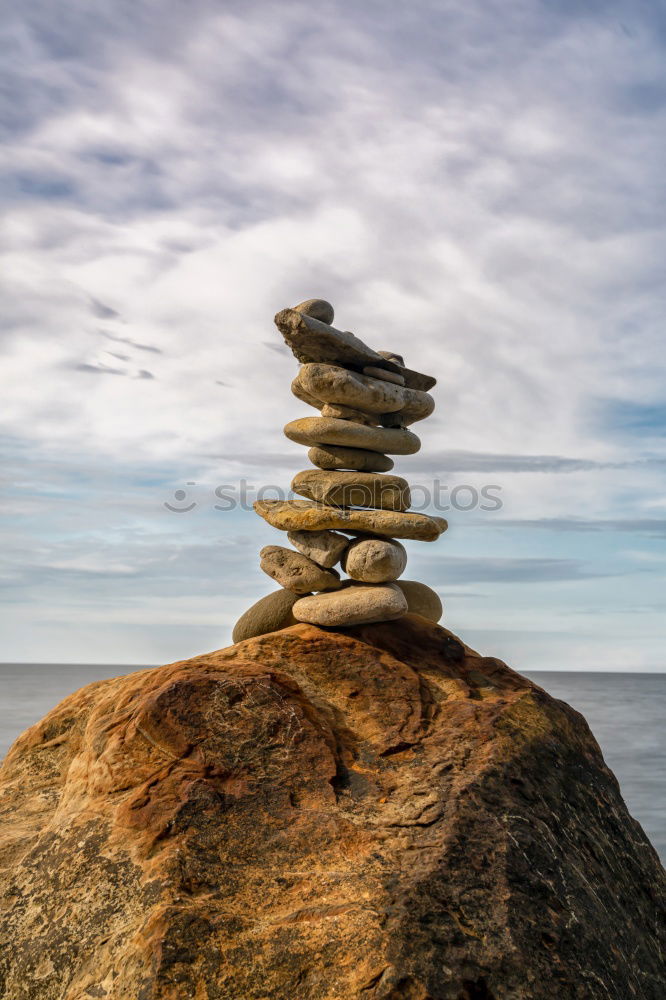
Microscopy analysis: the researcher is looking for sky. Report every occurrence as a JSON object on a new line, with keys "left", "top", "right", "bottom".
{"left": 1, "top": 0, "right": 665, "bottom": 670}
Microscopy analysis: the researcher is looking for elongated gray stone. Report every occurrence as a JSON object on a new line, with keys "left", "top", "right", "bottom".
{"left": 362, "top": 366, "right": 405, "bottom": 385}
{"left": 254, "top": 499, "right": 447, "bottom": 541}
{"left": 292, "top": 582, "right": 407, "bottom": 626}
{"left": 284, "top": 417, "right": 421, "bottom": 455}
{"left": 295, "top": 364, "right": 434, "bottom": 423}
{"left": 342, "top": 538, "right": 407, "bottom": 583}
{"left": 274, "top": 307, "right": 436, "bottom": 390}
{"left": 259, "top": 545, "right": 342, "bottom": 594}
{"left": 308, "top": 445, "right": 394, "bottom": 473}
{"left": 276, "top": 308, "right": 389, "bottom": 370}
{"left": 291, "top": 470, "right": 410, "bottom": 511}
{"left": 287, "top": 529, "right": 349, "bottom": 568}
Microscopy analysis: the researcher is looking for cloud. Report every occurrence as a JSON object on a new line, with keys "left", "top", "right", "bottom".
{"left": 426, "top": 556, "right": 616, "bottom": 584}
{"left": 1, "top": 0, "right": 665, "bottom": 663}
{"left": 493, "top": 517, "right": 666, "bottom": 538}
{"left": 89, "top": 297, "right": 120, "bottom": 320}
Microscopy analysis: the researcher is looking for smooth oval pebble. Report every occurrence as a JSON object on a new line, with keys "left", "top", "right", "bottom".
{"left": 232, "top": 589, "right": 303, "bottom": 643}
{"left": 292, "top": 583, "right": 407, "bottom": 627}
{"left": 308, "top": 445, "right": 394, "bottom": 473}
{"left": 342, "top": 538, "right": 407, "bottom": 583}
{"left": 284, "top": 417, "right": 421, "bottom": 456}
{"left": 394, "top": 580, "right": 443, "bottom": 623}
{"left": 291, "top": 470, "right": 410, "bottom": 511}
{"left": 260, "top": 545, "right": 341, "bottom": 594}
{"left": 293, "top": 298, "right": 334, "bottom": 325}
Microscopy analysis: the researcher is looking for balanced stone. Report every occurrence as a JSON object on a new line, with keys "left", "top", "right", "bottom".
{"left": 255, "top": 499, "right": 447, "bottom": 541}
{"left": 284, "top": 417, "right": 421, "bottom": 455}
{"left": 276, "top": 308, "right": 391, "bottom": 370}
{"left": 320, "top": 403, "right": 378, "bottom": 426}
{"left": 362, "top": 366, "right": 405, "bottom": 385}
{"left": 259, "top": 545, "right": 341, "bottom": 594}
{"left": 394, "top": 580, "right": 443, "bottom": 622}
{"left": 293, "top": 298, "right": 334, "bottom": 325}
{"left": 275, "top": 307, "right": 436, "bottom": 391}
{"left": 308, "top": 445, "right": 394, "bottom": 473}
{"left": 291, "top": 469, "right": 411, "bottom": 511}
{"left": 342, "top": 538, "right": 407, "bottom": 583}
{"left": 232, "top": 589, "right": 303, "bottom": 643}
{"left": 295, "top": 363, "right": 434, "bottom": 422}
{"left": 292, "top": 582, "right": 408, "bottom": 626}
{"left": 287, "top": 529, "right": 349, "bottom": 568}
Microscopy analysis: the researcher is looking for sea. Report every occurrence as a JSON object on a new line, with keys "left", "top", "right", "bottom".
{"left": 0, "top": 665, "right": 664, "bottom": 864}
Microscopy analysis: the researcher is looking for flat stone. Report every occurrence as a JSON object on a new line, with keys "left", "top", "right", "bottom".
{"left": 284, "top": 417, "right": 421, "bottom": 455}
{"left": 292, "top": 582, "right": 408, "bottom": 626}
{"left": 274, "top": 307, "right": 435, "bottom": 390}
{"left": 394, "top": 580, "right": 443, "bottom": 622}
{"left": 232, "top": 589, "right": 303, "bottom": 643}
{"left": 291, "top": 470, "right": 411, "bottom": 511}
{"left": 362, "top": 366, "right": 405, "bottom": 385}
{"left": 342, "top": 538, "right": 407, "bottom": 583}
{"left": 320, "top": 403, "right": 378, "bottom": 426}
{"left": 276, "top": 308, "right": 389, "bottom": 369}
{"left": 308, "top": 445, "right": 394, "bottom": 473}
{"left": 287, "top": 529, "right": 350, "bottom": 568}
{"left": 296, "top": 363, "right": 434, "bottom": 423}
{"left": 260, "top": 545, "right": 342, "bottom": 593}
{"left": 255, "top": 499, "right": 447, "bottom": 541}
{"left": 293, "top": 298, "right": 334, "bottom": 325}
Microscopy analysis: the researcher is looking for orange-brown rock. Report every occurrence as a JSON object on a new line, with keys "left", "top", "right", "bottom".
{"left": 0, "top": 617, "right": 664, "bottom": 999}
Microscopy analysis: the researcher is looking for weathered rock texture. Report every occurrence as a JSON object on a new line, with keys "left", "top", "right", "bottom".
{"left": 1, "top": 616, "right": 664, "bottom": 1000}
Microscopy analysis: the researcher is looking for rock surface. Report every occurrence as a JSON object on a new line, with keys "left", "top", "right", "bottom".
{"left": 255, "top": 498, "right": 446, "bottom": 540}
{"left": 287, "top": 528, "right": 350, "bottom": 568}
{"left": 260, "top": 545, "right": 341, "bottom": 593}
{"left": 292, "top": 582, "right": 408, "bottom": 626}
{"left": 231, "top": 588, "right": 303, "bottom": 642}
{"left": 308, "top": 444, "right": 394, "bottom": 473}
{"left": 284, "top": 416, "right": 421, "bottom": 455}
{"left": 342, "top": 537, "right": 408, "bottom": 582}
{"left": 291, "top": 469, "right": 411, "bottom": 511}
{"left": 1, "top": 617, "right": 664, "bottom": 999}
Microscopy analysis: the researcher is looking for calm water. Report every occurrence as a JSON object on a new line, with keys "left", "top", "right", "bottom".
{"left": 0, "top": 665, "right": 664, "bottom": 863}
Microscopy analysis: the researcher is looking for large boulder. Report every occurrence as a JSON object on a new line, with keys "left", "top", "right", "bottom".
{"left": 0, "top": 617, "right": 664, "bottom": 999}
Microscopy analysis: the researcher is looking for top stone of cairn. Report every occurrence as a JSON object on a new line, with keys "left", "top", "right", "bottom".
{"left": 276, "top": 299, "right": 436, "bottom": 392}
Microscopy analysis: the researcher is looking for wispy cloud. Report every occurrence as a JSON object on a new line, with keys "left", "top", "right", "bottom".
{"left": 1, "top": 0, "right": 665, "bottom": 664}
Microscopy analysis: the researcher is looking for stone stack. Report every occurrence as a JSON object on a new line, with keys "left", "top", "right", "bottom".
{"left": 232, "top": 298, "right": 447, "bottom": 641}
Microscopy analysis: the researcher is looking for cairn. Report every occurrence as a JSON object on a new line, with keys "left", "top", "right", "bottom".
{"left": 233, "top": 298, "right": 447, "bottom": 640}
